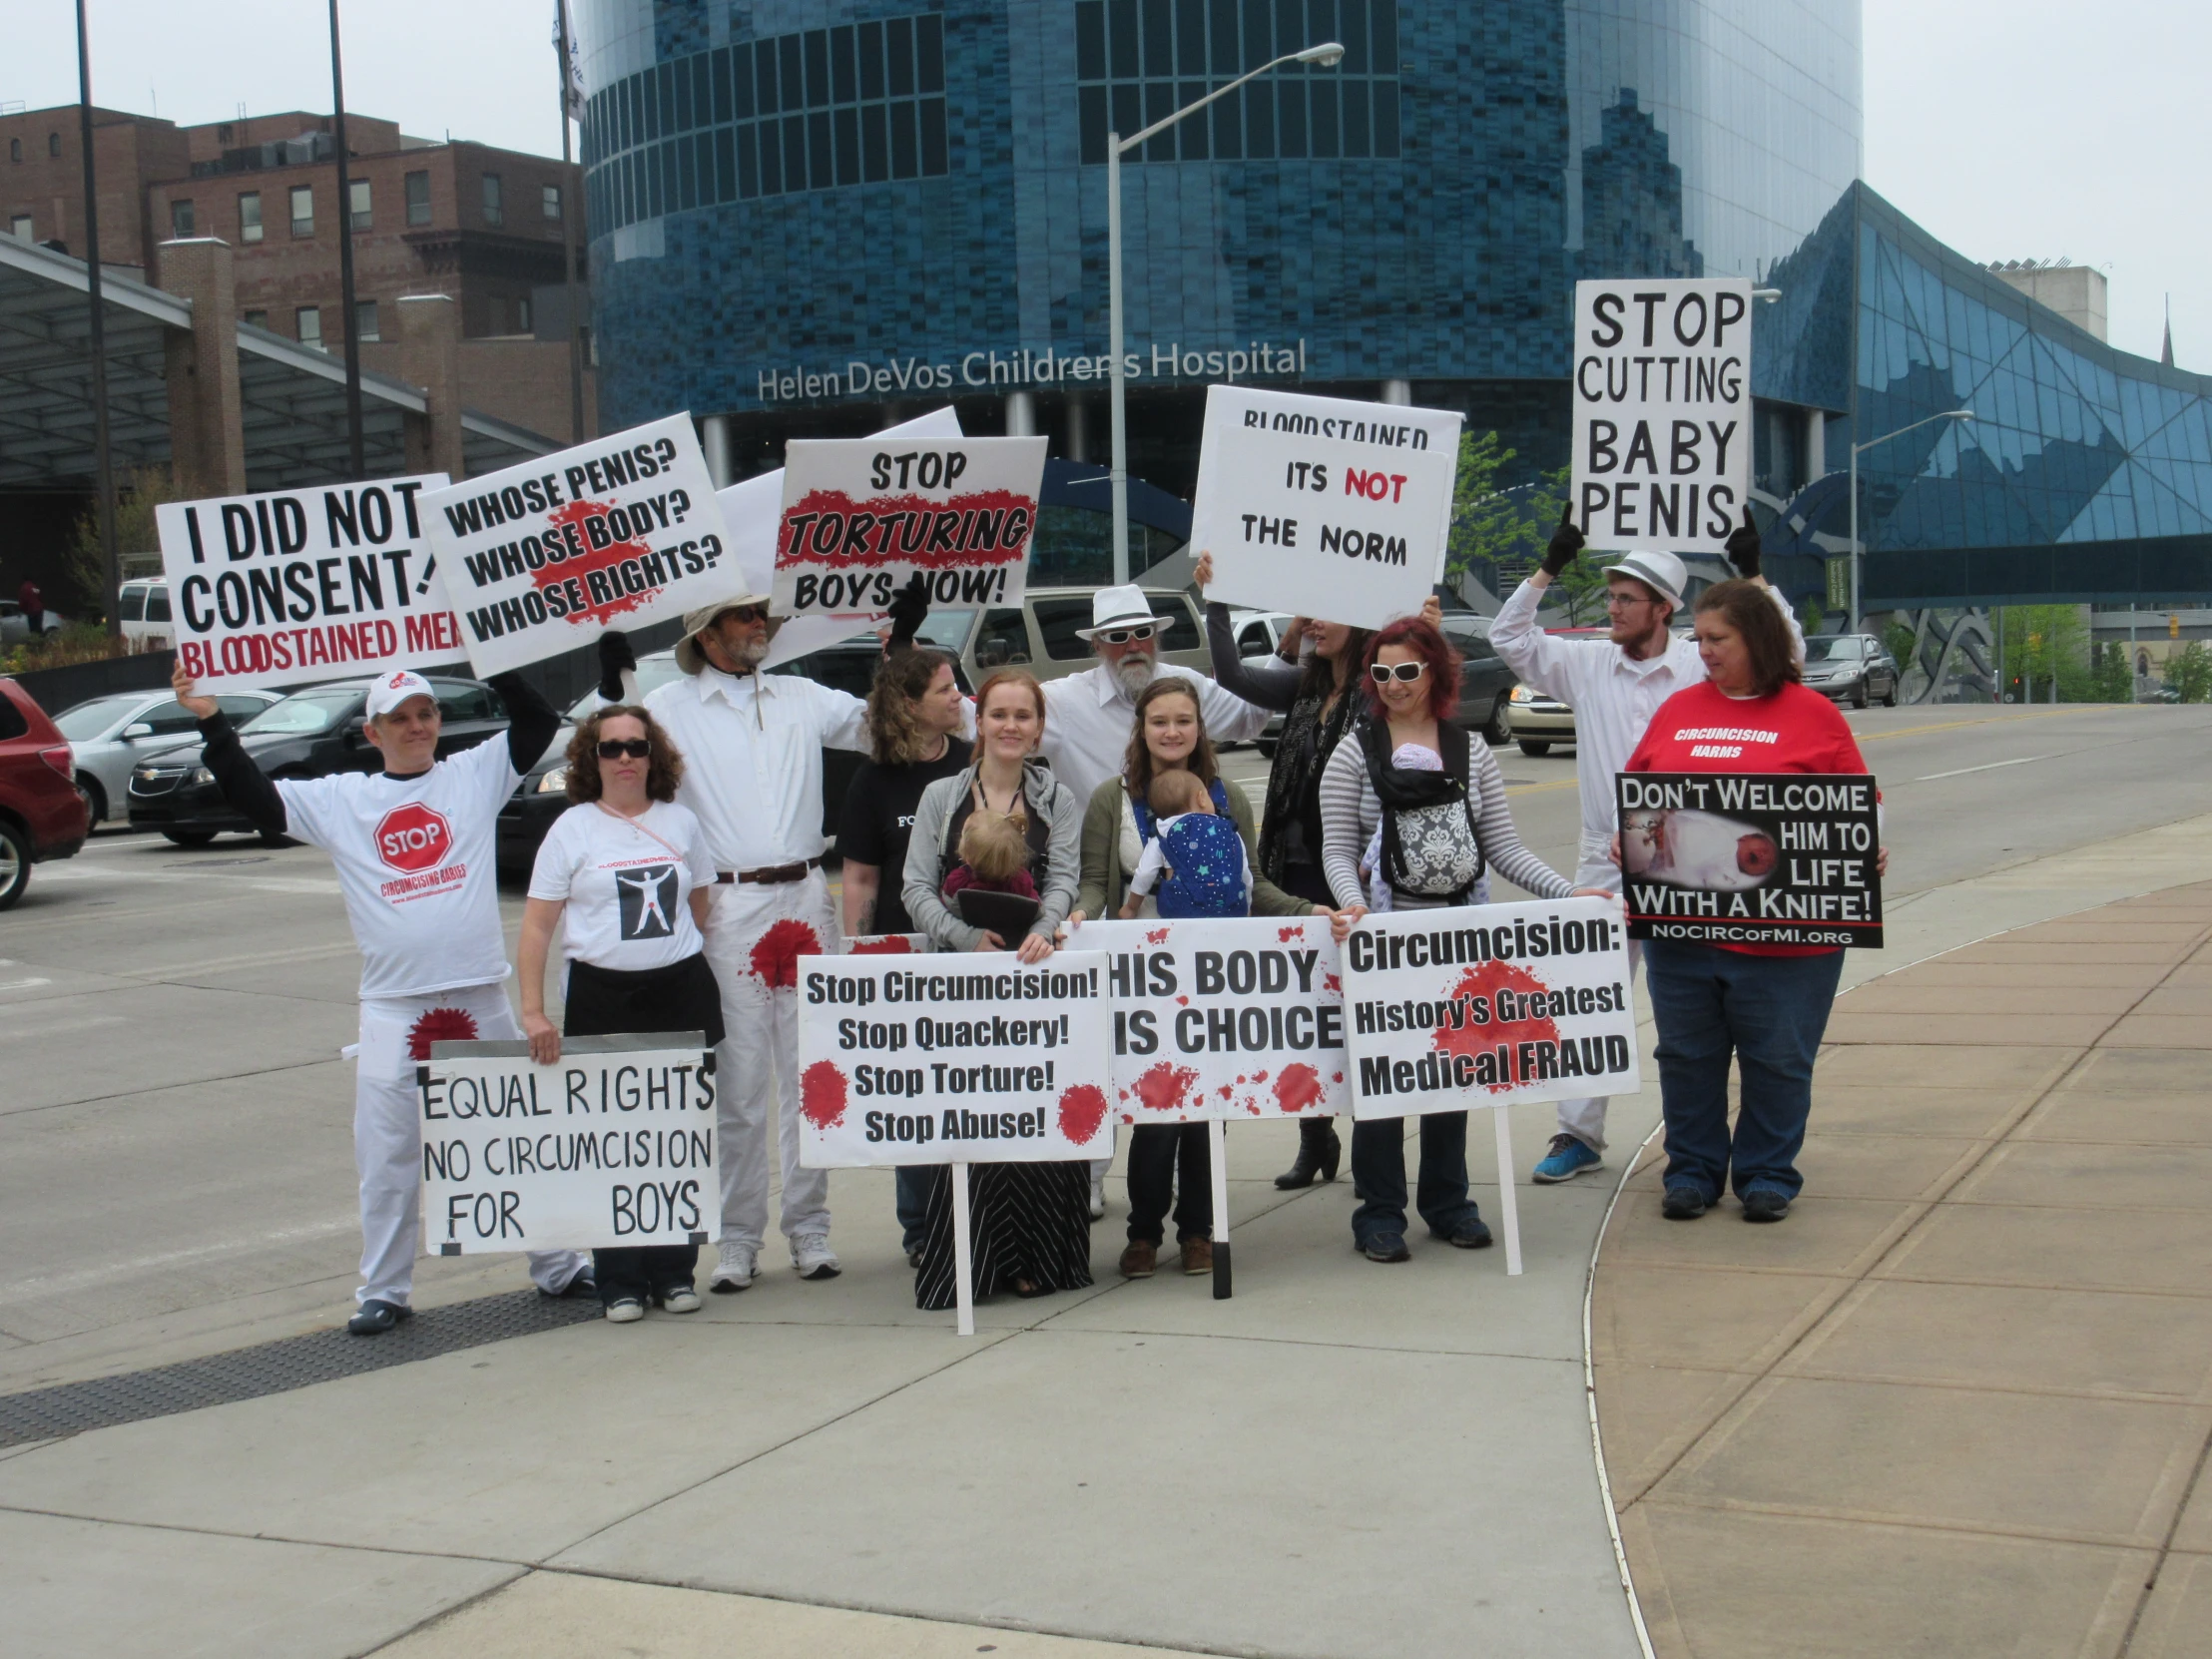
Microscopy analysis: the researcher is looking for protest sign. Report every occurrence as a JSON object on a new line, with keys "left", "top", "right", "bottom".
{"left": 417, "top": 1035, "right": 718, "bottom": 1253}
{"left": 1189, "top": 385, "right": 1462, "bottom": 631}
{"left": 421, "top": 413, "right": 733, "bottom": 676}
{"left": 1570, "top": 276, "right": 1753, "bottom": 554}
{"left": 1077, "top": 915, "right": 1348, "bottom": 1123}
{"left": 795, "top": 951, "right": 1114, "bottom": 1168}
{"left": 772, "top": 434, "right": 1048, "bottom": 620}
{"left": 1617, "top": 772, "right": 1884, "bottom": 947}
{"left": 155, "top": 475, "right": 461, "bottom": 691}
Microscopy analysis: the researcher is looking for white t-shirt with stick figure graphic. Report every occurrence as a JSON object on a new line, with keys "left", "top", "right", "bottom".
{"left": 529, "top": 800, "right": 716, "bottom": 971}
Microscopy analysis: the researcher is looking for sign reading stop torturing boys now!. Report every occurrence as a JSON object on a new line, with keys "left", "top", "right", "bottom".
{"left": 421, "top": 414, "right": 733, "bottom": 677}
{"left": 1190, "top": 385, "right": 1462, "bottom": 632}
{"left": 1339, "top": 897, "right": 1641, "bottom": 1119}
{"left": 1078, "top": 915, "right": 1350, "bottom": 1123}
{"left": 795, "top": 952, "right": 1114, "bottom": 1167}
{"left": 155, "top": 475, "right": 462, "bottom": 690}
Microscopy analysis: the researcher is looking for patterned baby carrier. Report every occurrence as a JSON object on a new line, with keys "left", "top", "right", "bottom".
{"left": 1131, "top": 778, "right": 1247, "bottom": 918}
{"left": 1359, "top": 719, "right": 1486, "bottom": 903}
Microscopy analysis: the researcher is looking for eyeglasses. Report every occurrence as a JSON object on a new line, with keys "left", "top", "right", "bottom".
{"left": 1605, "top": 593, "right": 1656, "bottom": 611}
{"left": 1098, "top": 623, "right": 1156, "bottom": 645}
{"left": 1369, "top": 661, "right": 1429, "bottom": 684}
{"left": 596, "top": 739, "right": 652, "bottom": 760}
{"left": 721, "top": 604, "right": 770, "bottom": 625}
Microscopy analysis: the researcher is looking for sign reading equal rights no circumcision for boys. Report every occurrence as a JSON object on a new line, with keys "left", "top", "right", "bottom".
{"left": 773, "top": 434, "right": 1048, "bottom": 619}
{"left": 1339, "top": 897, "right": 1640, "bottom": 1118}
{"left": 421, "top": 413, "right": 734, "bottom": 676}
{"left": 418, "top": 1037, "right": 719, "bottom": 1253}
{"left": 796, "top": 952, "right": 1114, "bottom": 1166}
{"left": 1078, "top": 915, "right": 1349, "bottom": 1123}
{"left": 1189, "top": 385, "right": 1463, "bottom": 631}
{"left": 1570, "top": 276, "right": 1753, "bottom": 554}
{"left": 155, "top": 475, "right": 462, "bottom": 690}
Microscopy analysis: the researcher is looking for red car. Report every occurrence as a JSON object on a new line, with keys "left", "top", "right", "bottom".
{"left": 0, "top": 677, "right": 89, "bottom": 908}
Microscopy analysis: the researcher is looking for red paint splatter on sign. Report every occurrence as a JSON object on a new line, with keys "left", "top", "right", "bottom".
{"left": 1432, "top": 958, "right": 1562, "bottom": 1093}
{"left": 749, "top": 918, "right": 824, "bottom": 988}
{"left": 1278, "top": 925, "right": 1303, "bottom": 943}
{"left": 1058, "top": 1084, "right": 1109, "bottom": 1143}
{"left": 1132, "top": 1061, "right": 1200, "bottom": 1114}
{"left": 1250, "top": 1069, "right": 1269, "bottom": 1083}
{"left": 1323, "top": 972, "right": 1341, "bottom": 995}
{"left": 1145, "top": 927, "right": 1170, "bottom": 945}
{"left": 406, "top": 1006, "right": 479, "bottom": 1061}
{"left": 800, "top": 1061, "right": 848, "bottom": 1129}
{"left": 1175, "top": 995, "right": 1189, "bottom": 1006}
{"left": 531, "top": 498, "right": 668, "bottom": 629}
{"left": 1273, "top": 1062, "right": 1326, "bottom": 1114}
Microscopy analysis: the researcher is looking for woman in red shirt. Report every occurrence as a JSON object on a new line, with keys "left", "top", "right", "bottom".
{"left": 1622, "top": 580, "right": 1887, "bottom": 1223}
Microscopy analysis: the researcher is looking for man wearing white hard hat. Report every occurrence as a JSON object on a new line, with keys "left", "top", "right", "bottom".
{"left": 1489, "top": 509, "right": 1801, "bottom": 1184}
{"left": 170, "top": 658, "right": 591, "bottom": 1334}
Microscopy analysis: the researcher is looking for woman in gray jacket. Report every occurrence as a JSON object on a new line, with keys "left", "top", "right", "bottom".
{"left": 899, "top": 668, "right": 1091, "bottom": 1308}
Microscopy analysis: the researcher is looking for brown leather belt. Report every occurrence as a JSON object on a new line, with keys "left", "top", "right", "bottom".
{"left": 715, "top": 856, "right": 824, "bottom": 885}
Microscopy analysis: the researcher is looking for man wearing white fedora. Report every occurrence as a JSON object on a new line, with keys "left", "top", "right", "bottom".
{"left": 1489, "top": 510, "right": 1801, "bottom": 1185}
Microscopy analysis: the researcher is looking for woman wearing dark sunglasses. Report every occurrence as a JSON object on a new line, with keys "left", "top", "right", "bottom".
{"left": 517, "top": 706, "right": 725, "bottom": 1324}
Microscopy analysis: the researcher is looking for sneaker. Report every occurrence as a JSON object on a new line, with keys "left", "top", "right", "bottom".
{"left": 1662, "top": 1184, "right": 1709, "bottom": 1221}
{"left": 793, "top": 1235, "right": 842, "bottom": 1280}
{"left": 660, "top": 1286, "right": 702, "bottom": 1314}
{"left": 1118, "top": 1239, "right": 1157, "bottom": 1279}
{"left": 1360, "top": 1233, "right": 1412, "bottom": 1263}
{"left": 346, "top": 1298, "right": 411, "bottom": 1336}
{"left": 1089, "top": 1176, "right": 1107, "bottom": 1221}
{"left": 1181, "top": 1238, "right": 1214, "bottom": 1275}
{"left": 605, "top": 1297, "right": 646, "bottom": 1324}
{"left": 710, "top": 1241, "right": 758, "bottom": 1294}
{"left": 1740, "top": 1188, "right": 1792, "bottom": 1224}
{"left": 1531, "top": 1133, "right": 1604, "bottom": 1184}
{"left": 1441, "top": 1217, "right": 1493, "bottom": 1250}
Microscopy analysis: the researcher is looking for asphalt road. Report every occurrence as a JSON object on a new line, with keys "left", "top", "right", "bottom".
{"left": 4, "top": 702, "right": 2210, "bottom": 1385}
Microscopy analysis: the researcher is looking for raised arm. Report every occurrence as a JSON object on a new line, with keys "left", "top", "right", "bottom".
{"left": 488, "top": 671, "right": 561, "bottom": 775}
{"left": 1724, "top": 509, "right": 1806, "bottom": 665}
{"left": 172, "top": 662, "right": 287, "bottom": 836}
{"left": 1203, "top": 600, "right": 1306, "bottom": 713}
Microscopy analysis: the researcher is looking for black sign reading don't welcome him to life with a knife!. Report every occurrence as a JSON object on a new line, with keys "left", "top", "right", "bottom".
{"left": 1615, "top": 773, "right": 1883, "bottom": 948}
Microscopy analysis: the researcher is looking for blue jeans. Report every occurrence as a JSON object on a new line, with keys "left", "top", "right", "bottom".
{"left": 895, "top": 1165, "right": 940, "bottom": 1255}
{"left": 1643, "top": 941, "right": 1845, "bottom": 1202}
{"left": 1350, "top": 1113, "right": 1480, "bottom": 1244}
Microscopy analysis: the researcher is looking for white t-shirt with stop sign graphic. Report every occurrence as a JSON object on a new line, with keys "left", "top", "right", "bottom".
{"left": 277, "top": 736, "right": 519, "bottom": 998}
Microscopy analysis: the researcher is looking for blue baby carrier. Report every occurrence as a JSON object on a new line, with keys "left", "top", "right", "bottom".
{"left": 1131, "top": 778, "right": 1247, "bottom": 918}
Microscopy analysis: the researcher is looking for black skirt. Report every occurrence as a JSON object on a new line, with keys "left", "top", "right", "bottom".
{"left": 562, "top": 952, "right": 726, "bottom": 1046}
{"left": 912, "top": 1161, "right": 1093, "bottom": 1311}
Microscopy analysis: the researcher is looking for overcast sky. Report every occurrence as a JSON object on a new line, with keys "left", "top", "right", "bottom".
{"left": 8, "top": 0, "right": 2203, "bottom": 366}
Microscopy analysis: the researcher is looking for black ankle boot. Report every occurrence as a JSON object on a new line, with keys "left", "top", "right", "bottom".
{"left": 1274, "top": 1117, "right": 1344, "bottom": 1189}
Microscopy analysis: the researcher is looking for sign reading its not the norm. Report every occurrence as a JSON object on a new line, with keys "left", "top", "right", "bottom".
{"left": 1570, "top": 277, "right": 1754, "bottom": 554}
{"left": 1189, "top": 385, "right": 1463, "bottom": 631}
{"left": 796, "top": 951, "right": 1114, "bottom": 1167}
{"left": 1078, "top": 915, "right": 1349, "bottom": 1123}
{"left": 418, "top": 1036, "right": 719, "bottom": 1253}
{"left": 1617, "top": 772, "right": 1884, "bottom": 947}
{"left": 155, "top": 475, "right": 461, "bottom": 690}
{"left": 772, "top": 434, "right": 1048, "bottom": 619}
{"left": 421, "top": 413, "right": 733, "bottom": 676}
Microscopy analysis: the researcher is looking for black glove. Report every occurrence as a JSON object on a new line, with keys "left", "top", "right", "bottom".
{"left": 1540, "top": 505, "right": 1585, "bottom": 578}
{"left": 596, "top": 629, "right": 637, "bottom": 702}
{"left": 884, "top": 572, "right": 930, "bottom": 650}
{"left": 1724, "top": 508, "right": 1762, "bottom": 579}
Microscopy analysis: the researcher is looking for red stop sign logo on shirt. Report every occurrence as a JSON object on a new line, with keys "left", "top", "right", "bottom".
{"left": 374, "top": 803, "right": 452, "bottom": 872}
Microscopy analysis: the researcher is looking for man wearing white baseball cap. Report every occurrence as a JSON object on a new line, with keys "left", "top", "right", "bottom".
{"left": 170, "top": 656, "right": 596, "bottom": 1333}
{"left": 1489, "top": 509, "right": 1802, "bottom": 1184}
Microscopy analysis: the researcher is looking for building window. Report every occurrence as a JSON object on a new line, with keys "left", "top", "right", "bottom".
{"left": 296, "top": 305, "right": 322, "bottom": 349}
{"left": 243, "top": 308, "right": 269, "bottom": 328}
{"left": 239, "top": 191, "right": 263, "bottom": 243}
{"left": 218, "top": 123, "right": 234, "bottom": 145}
{"left": 170, "top": 200, "right": 195, "bottom": 238}
{"left": 481, "top": 172, "right": 503, "bottom": 225}
{"left": 517, "top": 296, "right": 532, "bottom": 331}
{"left": 354, "top": 299, "right": 379, "bottom": 341}
{"left": 49, "top": 133, "right": 62, "bottom": 157}
{"left": 9, "top": 138, "right": 21, "bottom": 164}
{"left": 12, "top": 214, "right": 35, "bottom": 240}
{"left": 348, "top": 179, "right": 370, "bottom": 232}
{"left": 290, "top": 184, "right": 314, "bottom": 236}
{"left": 404, "top": 170, "right": 430, "bottom": 226}
{"left": 542, "top": 183, "right": 562, "bottom": 220}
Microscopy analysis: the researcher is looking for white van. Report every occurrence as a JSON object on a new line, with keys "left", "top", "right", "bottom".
{"left": 116, "top": 578, "right": 173, "bottom": 651}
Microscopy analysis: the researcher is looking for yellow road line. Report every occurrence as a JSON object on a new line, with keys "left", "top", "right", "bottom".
{"left": 1851, "top": 705, "right": 2134, "bottom": 744}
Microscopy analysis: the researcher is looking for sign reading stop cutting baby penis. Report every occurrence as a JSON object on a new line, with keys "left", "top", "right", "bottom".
{"left": 1078, "top": 915, "right": 1349, "bottom": 1123}
{"left": 796, "top": 952, "right": 1114, "bottom": 1166}
{"left": 1339, "top": 897, "right": 1640, "bottom": 1119}
{"left": 421, "top": 414, "right": 733, "bottom": 677}
{"left": 418, "top": 1037, "right": 720, "bottom": 1253}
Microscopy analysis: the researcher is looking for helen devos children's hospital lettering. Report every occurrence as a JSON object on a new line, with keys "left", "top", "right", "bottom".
{"left": 797, "top": 952, "right": 1115, "bottom": 1166}
{"left": 1617, "top": 773, "right": 1884, "bottom": 947}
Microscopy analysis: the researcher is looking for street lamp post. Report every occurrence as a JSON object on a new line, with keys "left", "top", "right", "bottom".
{"left": 1849, "top": 407, "right": 1974, "bottom": 633}
{"left": 1107, "top": 42, "right": 1344, "bottom": 585}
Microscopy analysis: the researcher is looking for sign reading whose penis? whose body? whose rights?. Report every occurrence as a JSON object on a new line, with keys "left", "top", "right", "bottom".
{"left": 1188, "top": 384, "right": 1464, "bottom": 633}
{"left": 797, "top": 951, "right": 1116, "bottom": 1167}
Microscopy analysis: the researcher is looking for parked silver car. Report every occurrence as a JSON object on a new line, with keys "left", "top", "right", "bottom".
{"left": 52, "top": 687, "right": 281, "bottom": 826}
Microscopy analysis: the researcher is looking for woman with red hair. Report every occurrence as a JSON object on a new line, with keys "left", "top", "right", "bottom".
{"left": 1317, "top": 616, "right": 1583, "bottom": 1263}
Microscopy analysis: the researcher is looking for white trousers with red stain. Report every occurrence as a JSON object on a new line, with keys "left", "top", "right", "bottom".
{"left": 700, "top": 873, "right": 840, "bottom": 1255}
{"left": 1553, "top": 845, "right": 1643, "bottom": 1154}
{"left": 353, "top": 983, "right": 588, "bottom": 1307}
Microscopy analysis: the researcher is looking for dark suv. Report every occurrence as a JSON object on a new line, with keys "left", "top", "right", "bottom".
{"left": 0, "top": 677, "right": 90, "bottom": 908}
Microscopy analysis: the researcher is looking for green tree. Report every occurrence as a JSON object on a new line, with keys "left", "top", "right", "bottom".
{"left": 65, "top": 463, "right": 179, "bottom": 620}
{"left": 1444, "top": 431, "right": 1570, "bottom": 595}
{"left": 1884, "top": 621, "right": 1918, "bottom": 675}
{"left": 2165, "top": 641, "right": 2212, "bottom": 704}
{"left": 1798, "top": 596, "right": 1826, "bottom": 634}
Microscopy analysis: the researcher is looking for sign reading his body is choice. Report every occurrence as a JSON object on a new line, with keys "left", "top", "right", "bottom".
{"left": 1617, "top": 772, "right": 1884, "bottom": 947}
{"left": 797, "top": 951, "right": 1114, "bottom": 1166}
{"left": 155, "top": 475, "right": 462, "bottom": 690}
{"left": 1079, "top": 915, "right": 1349, "bottom": 1123}
{"left": 1570, "top": 276, "right": 1753, "bottom": 554}
{"left": 422, "top": 414, "right": 732, "bottom": 676}
{"left": 1190, "top": 385, "right": 1463, "bottom": 631}
{"left": 1340, "top": 897, "right": 1640, "bottom": 1118}
{"left": 773, "top": 435, "right": 1048, "bottom": 619}
{"left": 418, "top": 1037, "right": 719, "bottom": 1253}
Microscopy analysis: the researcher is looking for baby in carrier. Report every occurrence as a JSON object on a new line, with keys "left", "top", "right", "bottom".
{"left": 1361, "top": 740, "right": 1492, "bottom": 913}
{"left": 1121, "top": 771, "right": 1251, "bottom": 919}
{"left": 940, "top": 810, "right": 1039, "bottom": 903}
